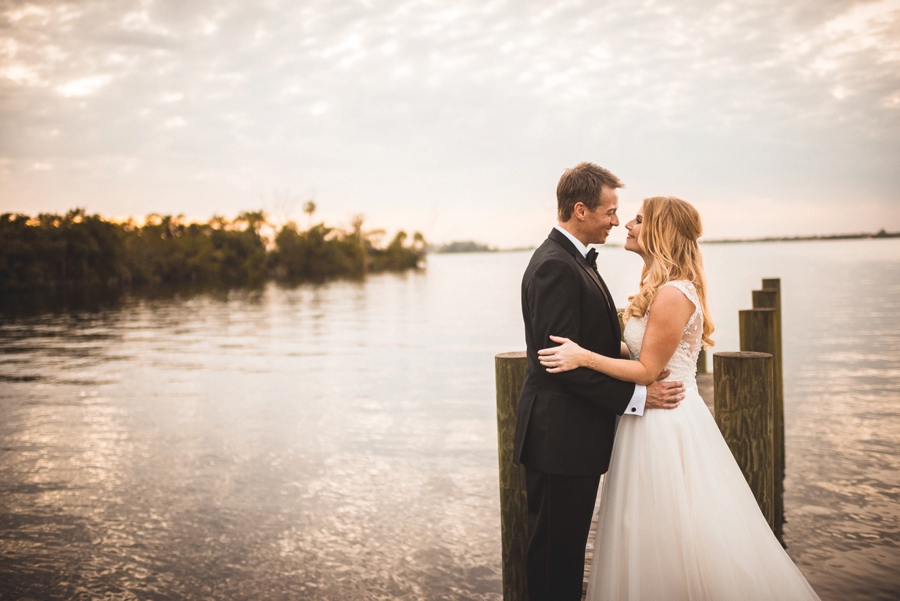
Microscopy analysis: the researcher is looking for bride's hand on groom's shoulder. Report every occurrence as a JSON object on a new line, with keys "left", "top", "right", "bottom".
{"left": 537, "top": 335, "right": 589, "bottom": 373}
{"left": 646, "top": 370, "right": 685, "bottom": 410}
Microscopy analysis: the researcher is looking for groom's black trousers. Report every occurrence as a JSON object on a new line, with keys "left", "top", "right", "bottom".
{"left": 525, "top": 466, "right": 602, "bottom": 601}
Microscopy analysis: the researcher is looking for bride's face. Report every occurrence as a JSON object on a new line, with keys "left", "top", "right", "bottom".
{"left": 624, "top": 208, "right": 644, "bottom": 255}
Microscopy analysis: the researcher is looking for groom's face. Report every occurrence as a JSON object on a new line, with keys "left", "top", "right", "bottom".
{"left": 584, "top": 186, "right": 620, "bottom": 244}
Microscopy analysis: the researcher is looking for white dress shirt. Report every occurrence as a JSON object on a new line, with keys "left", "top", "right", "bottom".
{"left": 553, "top": 225, "right": 647, "bottom": 416}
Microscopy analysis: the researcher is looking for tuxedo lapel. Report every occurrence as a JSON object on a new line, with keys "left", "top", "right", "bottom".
{"left": 594, "top": 267, "right": 622, "bottom": 341}
{"left": 576, "top": 256, "right": 607, "bottom": 300}
{"left": 547, "top": 229, "right": 618, "bottom": 332}
{"left": 582, "top": 255, "right": 620, "bottom": 338}
{"left": 548, "top": 230, "right": 603, "bottom": 289}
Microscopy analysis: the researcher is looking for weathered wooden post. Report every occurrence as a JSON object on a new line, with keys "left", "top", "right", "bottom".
{"left": 696, "top": 347, "right": 708, "bottom": 374}
{"left": 752, "top": 279, "right": 785, "bottom": 543}
{"left": 495, "top": 351, "right": 529, "bottom": 601}
{"left": 739, "top": 309, "right": 777, "bottom": 363}
{"left": 762, "top": 278, "right": 781, "bottom": 293}
{"left": 713, "top": 351, "right": 775, "bottom": 529}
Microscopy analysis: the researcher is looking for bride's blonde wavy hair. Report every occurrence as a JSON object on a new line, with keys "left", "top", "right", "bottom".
{"left": 625, "top": 196, "right": 715, "bottom": 348}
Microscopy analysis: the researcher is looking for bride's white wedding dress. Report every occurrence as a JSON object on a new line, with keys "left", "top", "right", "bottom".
{"left": 585, "top": 280, "right": 820, "bottom": 601}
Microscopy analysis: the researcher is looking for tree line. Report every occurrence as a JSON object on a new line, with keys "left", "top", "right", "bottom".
{"left": 0, "top": 208, "right": 426, "bottom": 292}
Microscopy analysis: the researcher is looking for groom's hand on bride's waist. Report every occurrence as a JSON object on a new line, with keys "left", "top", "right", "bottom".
{"left": 645, "top": 370, "right": 685, "bottom": 410}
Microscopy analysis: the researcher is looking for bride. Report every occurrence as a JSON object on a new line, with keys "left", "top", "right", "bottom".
{"left": 538, "top": 197, "right": 820, "bottom": 601}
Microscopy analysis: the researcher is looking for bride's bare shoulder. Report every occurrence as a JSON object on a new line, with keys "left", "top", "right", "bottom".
{"left": 648, "top": 285, "right": 695, "bottom": 326}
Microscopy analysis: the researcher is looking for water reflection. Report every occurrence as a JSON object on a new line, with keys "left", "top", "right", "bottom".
{"left": 773, "top": 249, "right": 900, "bottom": 601}
{"left": 1, "top": 241, "right": 899, "bottom": 600}
{"left": 0, "top": 263, "right": 525, "bottom": 600}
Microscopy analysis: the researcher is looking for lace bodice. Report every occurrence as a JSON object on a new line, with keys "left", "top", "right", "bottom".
{"left": 623, "top": 280, "right": 703, "bottom": 388}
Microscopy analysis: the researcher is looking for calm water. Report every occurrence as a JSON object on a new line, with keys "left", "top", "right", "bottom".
{"left": 1, "top": 239, "right": 898, "bottom": 600}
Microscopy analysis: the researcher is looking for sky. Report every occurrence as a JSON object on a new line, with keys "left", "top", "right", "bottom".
{"left": 1, "top": 0, "right": 899, "bottom": 248}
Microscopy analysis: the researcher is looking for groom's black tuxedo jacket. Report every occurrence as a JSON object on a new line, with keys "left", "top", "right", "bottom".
{"left": 514, "top": 228, "right": 636, "bottom": 477}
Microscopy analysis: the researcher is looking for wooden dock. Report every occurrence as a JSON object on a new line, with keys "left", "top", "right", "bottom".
{"left": 581, "top": 373, "right": 715, "bottom": 598}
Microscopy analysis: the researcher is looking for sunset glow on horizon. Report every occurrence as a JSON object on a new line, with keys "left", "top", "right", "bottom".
{"left": 1, "top": 0, "right": 899, "bottom": 247}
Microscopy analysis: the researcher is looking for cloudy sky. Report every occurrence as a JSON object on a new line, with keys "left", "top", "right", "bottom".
{"left": 1, "top": 0, "right": 899, "bottom": 247}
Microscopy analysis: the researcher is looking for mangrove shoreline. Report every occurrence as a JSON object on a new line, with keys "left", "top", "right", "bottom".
{"left": 0, "top": 209, "right": 427, "bottom": 294}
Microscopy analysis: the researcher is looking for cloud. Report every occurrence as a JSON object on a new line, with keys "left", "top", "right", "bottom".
{"left": 0, "top": 0, "right": 898, "bottom": 247}
{"left": 56, "top": 74, "right": 112, "bottom": 97}
{"left": 1, "top": 63, "right": 40, "bottom": 84}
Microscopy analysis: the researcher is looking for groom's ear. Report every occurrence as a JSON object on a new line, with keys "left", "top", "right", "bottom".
{"left": 572, "top": 202, "right": 586, "bottom": 221}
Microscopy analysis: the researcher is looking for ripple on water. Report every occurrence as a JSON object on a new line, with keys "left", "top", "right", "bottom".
{"left": 1, "top": 244, "right": 899, "bottom": 600}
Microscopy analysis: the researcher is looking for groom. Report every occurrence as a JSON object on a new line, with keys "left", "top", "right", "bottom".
{"left": 513, "top": 162, "right": 685, "bottom": 600}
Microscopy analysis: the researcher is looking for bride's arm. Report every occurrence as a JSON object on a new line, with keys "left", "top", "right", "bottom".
{"left": 539, "top": 287, "right": 695, "bottom": 385}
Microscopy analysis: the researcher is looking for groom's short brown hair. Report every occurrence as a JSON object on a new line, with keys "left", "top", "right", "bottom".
{"left": 557, "top": 162, "right": 625, "bottom": 221}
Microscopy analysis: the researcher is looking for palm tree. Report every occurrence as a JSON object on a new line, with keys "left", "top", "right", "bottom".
{"left": 236, "top": 210, "right": 268, "bottom": 234}
{"left": 303, "top": 201, "right": 316, "bottom": 228}
{"left": 349, "top": 215, "right": 384, "bottom": 275}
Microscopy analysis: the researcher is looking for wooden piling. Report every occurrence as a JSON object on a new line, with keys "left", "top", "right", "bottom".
{"left": 752, "top": 281, "right": 785, "bottom": 544}
{"left": 713, "top": 351, "right": 775, "bottom": 529}
{"left": 495, "top": 352, "right": 529, "bottom": 601}
{"left": 739, "top": 309, "right": 777, "bottom": 358}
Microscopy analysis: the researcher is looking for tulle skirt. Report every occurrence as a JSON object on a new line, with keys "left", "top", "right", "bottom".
{"left": 585, "top": 387, "right": 820, "bottom": 601}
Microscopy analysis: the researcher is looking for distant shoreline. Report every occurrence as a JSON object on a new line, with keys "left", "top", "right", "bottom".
{"left": 433, "top": 230, "right": 900, "bottom": 254}
{"left": 700, "top": 230, "right": 900, "bottom": 244}
{"left": 0, "top": 209, "right": 426, "bottom": 292}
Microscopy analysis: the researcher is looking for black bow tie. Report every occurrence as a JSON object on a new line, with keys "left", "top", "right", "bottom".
{"left": 586, "top": 248, "right": 599, "bottom": 270}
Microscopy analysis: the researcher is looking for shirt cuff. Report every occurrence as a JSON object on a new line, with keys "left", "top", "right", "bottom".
{"left": 624, "top": 384, "right": 647, "bottom": 416}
